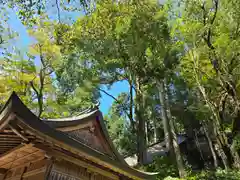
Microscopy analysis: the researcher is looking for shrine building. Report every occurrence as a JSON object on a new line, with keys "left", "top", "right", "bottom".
{"left": 0, "top": 92, "right": 156, "bottom": 180}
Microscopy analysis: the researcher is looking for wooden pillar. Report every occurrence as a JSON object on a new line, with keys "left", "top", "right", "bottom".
{"left": 44, "top": 155, "right": 54, "bottom": 180}
{"left": 90, "top": 172, "right": 95, "bottom": 180}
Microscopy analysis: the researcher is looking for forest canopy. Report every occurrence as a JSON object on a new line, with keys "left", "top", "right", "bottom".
{"left": 1, "top": 0, "right": 240, "bottom": 179}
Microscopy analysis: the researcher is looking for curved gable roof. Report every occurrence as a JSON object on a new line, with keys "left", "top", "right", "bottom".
{"left": 42, "top": 104, "right": 128, "bottom": 165}
{"left": 0, "top": 92, "right": 157, "bottom": 180}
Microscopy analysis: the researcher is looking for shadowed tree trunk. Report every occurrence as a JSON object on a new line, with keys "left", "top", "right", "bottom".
{"left": 164, "top": 79, "right": 186, "bottom": 178}
{"left": 202, "top": 123, "right": 219, "bottom": 168}
{"left": 157, "top": 79, "right": 186, "bottom": 178}
{"left": 157, "top": 80, "right": 174, "bottom": 156}
{"left": 135, "top": 77, "right": 147, "bottom": 165}
{"left": 153, "top": 116, "right": 158, "bottom": 143}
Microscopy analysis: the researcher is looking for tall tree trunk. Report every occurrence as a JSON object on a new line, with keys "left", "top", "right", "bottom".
{"left": 129, "top": 79, "right": 134, "bottom": 130}
{"left": 157, "top": 80, "right": 174, "bottom": 156}
{"left": 135, "top": 77, "right": 147, "bottom": 165}
{"left": 200, "top": 90, "right": 230, "bottom": 169}
{"left": 214, "top": 142, "right": 229, "bottom": 170}
{"left": 164, "top": 79, "right": 186, "bottom": 178}
{"left": 194, "top": 130, "right": 205, "bottom": 168}
{"left": 145, "top": 121, "right": 149, "bottom": 145}
{"left": 202, "top": 123, "right": 219, "bottom": 168}
{"left": 153, "top": 116, "right": 158, "bottom": 143}
{"left": 195, "top": 76, "right": 230, "bottom": 169}
{"left": 157, "top": 79, "right": 186, "bottom": 178}
{"left": 216, "top": 130, "right": 240, "bottom": 169}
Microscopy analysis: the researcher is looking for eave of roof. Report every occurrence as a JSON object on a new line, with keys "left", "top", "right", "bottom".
{"left": 42, "top": 103, "right": 130, "bottom": 166}
{"left": 42, "top": 109, "right": 99, "bottom": 128}
{"left": 0, "top": 92, "right": 158, "bottom": 180}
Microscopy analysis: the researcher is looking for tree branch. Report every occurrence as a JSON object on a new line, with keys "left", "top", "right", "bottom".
{"left": 97, "top": 87, "right": 135, "bottom": 128}
{"left": 29, "top": 77, "right": 39, "bottom": 97}
{"left": 56, "top": 0, "right": 61, "bottom": 24}
{"left": 211, "top": 0, "right": 218, "bottom": 25}
{"left": 201, "top": 2, "right": 207, "bottom": 26}
{"left": 201, "top": 0, "right": 219, "bottom": 71}
{"left": 39, "top": 44, "right": 46, "bottom": 67}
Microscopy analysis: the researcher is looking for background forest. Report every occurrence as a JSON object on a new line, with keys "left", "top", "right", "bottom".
{"left": 1, "top": 0, "right": 240, "bottom": 179}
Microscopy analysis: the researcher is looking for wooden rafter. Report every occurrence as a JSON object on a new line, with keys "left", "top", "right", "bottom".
{"left": 8, "top": 124, "right": 28, "bottom": 142}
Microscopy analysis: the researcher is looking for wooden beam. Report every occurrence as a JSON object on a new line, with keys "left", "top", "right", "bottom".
{"left": 22, "top": 167, "right": 46, "bottom": 178}
{"left": 0, "top": 140, "right": 22, "bottom": 143}
{"left": 0, "top": 150, "right": 41, "bottom": 168}
{"left": 56, "top": 121, "right": 93, "bottom": 132}
{"left": 8, "top": 124, "right": 28, "bottom": 142}
{"left": 0, "top": 113, "right": 14, "bottom": 132}
{"left": 0, "top": 144, "right": 24, "bottom": 159}
{"left": 0, "top": 144, "right": 19, "bottom": 147}
{"left": 0, "top": 138, "right": 21, "bottom": 141}
{"left": 0, "top": 147, "right": 12, "bottom": 149}
{"left": 34, "top": 144, "right": 119, "bottom": 180}
{"left": 0, "top": 134, "right": 19, "bottom": 138}
{"left": 2, "top": 129, "right": 13, "bottom": 133}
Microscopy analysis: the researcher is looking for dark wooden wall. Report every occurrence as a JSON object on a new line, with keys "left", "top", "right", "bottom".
{"left": 49, "top": 159, "right": 118, "bottom": 180}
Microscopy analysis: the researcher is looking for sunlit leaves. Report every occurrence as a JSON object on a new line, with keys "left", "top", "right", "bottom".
{"left": 0, "top": 55, "right": 36, "bottom": 106}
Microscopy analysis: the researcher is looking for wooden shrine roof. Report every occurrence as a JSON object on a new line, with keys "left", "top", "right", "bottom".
{"left": 42, "top": 104, "right": 127, "bottom": 164}
{"left": 0, "top": 92, "right": 157, "bottom": 180}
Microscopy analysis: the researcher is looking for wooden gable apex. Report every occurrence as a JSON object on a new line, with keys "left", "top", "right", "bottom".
{"left": 0, "top": 92, "right": 157, "bottom": 180}
{"left": 42, "top": 106, "right": 125, "bottom": 163}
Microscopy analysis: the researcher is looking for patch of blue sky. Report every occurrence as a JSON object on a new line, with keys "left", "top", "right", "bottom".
{"left": 3, "top": 3, "right": 128, "bottom": 115}
{"left": 100, "top": 80, "right": 130, "bottom": 115}
{"left": 6, "top": 8, "right": 32, "bottom": 51}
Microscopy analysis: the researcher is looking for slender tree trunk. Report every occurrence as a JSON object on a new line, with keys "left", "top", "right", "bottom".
{"left": 153, "top": 117, "right": 158, "bottom": 143}
{"left": 217, "top": 130, "right": 240, "bottom": 169}
{"left": 157, "top": 79, "right": 186, "bottom": 178}
{"left": 194, "top": 130, "right": 205, "bottom": 167}
{"left": 135, "top": 77, "right": 147, "bottom": 165}
{"left": 196, "top": 79, "right": 230, "bottom": 169}
{"left": 192, "top": 49, "right": 232, "bottom": 169}
{"left": 164, "top": 79, "right": 186, "bottom": 178}
{"left": 201, "top": 89, "right": 230, "bottom": 169}
{"left": 129, "top": 79, "right": 134, "bottom": 130}
{"left": 145, "top": 121, "right": 149, "bottom": 145}
{"left": 157, "top": 80, "right": 174, "bottom": 156}
{"left": 202, "top": 123, "right": 218, "bottom": 168}
{"left": 214, "top": 142, "right": 229, "bottom": 170}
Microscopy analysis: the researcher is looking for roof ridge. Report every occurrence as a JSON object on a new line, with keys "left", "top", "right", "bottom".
{"left": 42, "top": 102, "right": 100, "bottom": 121}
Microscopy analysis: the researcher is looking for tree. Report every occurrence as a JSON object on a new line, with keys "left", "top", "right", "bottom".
{"left": 172, "top": 0, "right": 240, "bottom": 169}
{"left": 56, "top": 0, "right": 187, "bottom": 176}
{"left": 105, "top": 93, "right": 137, "bottom": 156}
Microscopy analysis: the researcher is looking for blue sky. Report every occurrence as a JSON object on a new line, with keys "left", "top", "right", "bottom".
{"left": 6, "top": 7, "right": 128, "bottom": 115}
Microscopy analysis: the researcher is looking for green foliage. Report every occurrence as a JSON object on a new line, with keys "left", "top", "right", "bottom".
{"left": 161, "top": 169, "right": 240, "bottom": 180}
{"left": 0, "top": 56, "right": 35, "bottom": 106}
{"left": 233, "top": 134, "right": 240, "bottom": 151}
{"left": 144, "top": 156, "right": 178, "bottom": 179}
{"left": 105, "top": 93, "right": 137, "bottom": 156}
{"left": 3, "top": 0, "right": 240, "bottom": 179}
{"left": 189, "top": 169, "right": 240, "bottom": 180}
{"left": 63, "top": 0, "right": 172, "bottom": 82}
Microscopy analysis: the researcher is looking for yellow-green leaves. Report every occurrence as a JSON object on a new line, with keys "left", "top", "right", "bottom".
{"left": 180, "top": 48, "right": 216, "bottom": 87}
{"left": 145, "top": 47, "right": 153, "bottom": 58}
